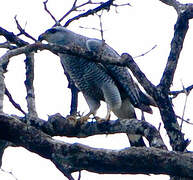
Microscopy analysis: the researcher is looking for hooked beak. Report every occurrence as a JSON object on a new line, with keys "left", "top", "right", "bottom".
{"left": 38, "top": 33, "right": 46, "bottom": 42}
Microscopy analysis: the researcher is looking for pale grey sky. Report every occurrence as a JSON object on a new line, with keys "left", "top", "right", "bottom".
{"left": 0, "top": 0, "right": 193, "bottom": 180}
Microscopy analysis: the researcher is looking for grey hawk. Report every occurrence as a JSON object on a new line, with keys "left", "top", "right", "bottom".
{"left": 38, "top": 26, "right": 156, "bottom": 147}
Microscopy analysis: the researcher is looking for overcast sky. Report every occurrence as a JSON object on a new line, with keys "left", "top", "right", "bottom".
{"left": 0, "top": 0, "right": 193, "bottom": 180}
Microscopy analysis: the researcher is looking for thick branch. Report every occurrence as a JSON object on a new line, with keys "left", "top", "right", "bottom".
{"left": 159, "top": 0, "right": 181, "bottom": 12}
{"left": 18, "top": 113, "right": 167, "bottom": 150}
{"left": 0, "top": 114, "right": 192, "bottom": 178}
{"left": 159, "top": 14, "right": 189, "bottom": 92}
{"left": 24, "top": 53, "right": 38, "bottom": 117}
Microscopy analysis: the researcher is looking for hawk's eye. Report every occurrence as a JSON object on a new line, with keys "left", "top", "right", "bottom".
{"left": 47, "top": 28, "right": 57, "bottom": 34}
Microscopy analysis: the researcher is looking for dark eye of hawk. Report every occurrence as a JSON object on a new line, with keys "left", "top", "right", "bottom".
{"left": 46, "top": 28, "right": 57, "bottom": 34}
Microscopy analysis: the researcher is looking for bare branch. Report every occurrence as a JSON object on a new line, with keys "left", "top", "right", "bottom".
{"left": 112, "top": 2, "right": 131, "bottom": 7}
{"left": 180, "top": 82, "right": 189, "bottom": 130}
{"left": 0, "top": 40, "right": 189, "bottom": 151}
{"left": 14, "top": 16, "right": 37, "bottom": 42}
{"left": 5, "top": 87, "right": 26, "bottom": 115}
{"left": 0, "top": 168, "right": 18, "bottom": 180}
{"left": 0, "top": 26, "right": 28, "bottom": 47}
{"left": 58, "top": 0, "right": 91, "bottom": 25}
{"left": 0, "top": 43, "right": 156, "bottom": 98}
{"left": 177, "top": 116, "right": 193, "bottom": 126}
{"left": 0, "top": 68, "right": 5, "bottom": 114}
{"left": 0, "top": 114, "right": 192, "bottom": 178}
{"left": 134, "top": 45, "right": 157, "bottom": 59}
{"left": 24, "top": 53, "right": 38, "bottom": 117}
{"left": 158, "top": 0, "right": 181, "bottom": 13}
{"left": 159, "top": 14, "right": 189, "bottom": 92}
{"left": 43, "top": 0, "right": 59, "bottom": 25}
{"left": 77, "top": 171, "right": 81, "bottom": 180}
{"left": 170, "top": 84, "right": 193, "bottom": 98}
{"left": 0, "top": 42, "right": 16, "bottom": 50}
{"left": 17, "top": 113, "right": 167, "bottom": 150}
{"left": 97, "top": 11, "right": 105, "bottom": 41}
{"left": 64, "top": 0, "right": 114, "bottom": 27}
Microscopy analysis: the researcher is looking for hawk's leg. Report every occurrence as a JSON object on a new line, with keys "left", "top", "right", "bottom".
{"left": 105, "top": 104, "right": 111, "bottom": 120}
{"left": 101, "top": 84, "right": 146, "bottom": 147}
{"left": 119, "top": 99, "right": 146, "bottom": 147}
{"left": 80, "top": 94, "right": 101, "bottom": 122}
{"left": 101, "top": 82, "right": 122, "bottom": 115}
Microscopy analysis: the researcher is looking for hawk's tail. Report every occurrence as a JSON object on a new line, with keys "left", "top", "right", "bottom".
{"left": 138, "top": 90, "right": 157, "bottom": 114}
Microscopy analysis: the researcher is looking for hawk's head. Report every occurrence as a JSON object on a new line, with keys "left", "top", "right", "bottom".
{"left": 38, "top": 26, "right": 71, "bottom": 45}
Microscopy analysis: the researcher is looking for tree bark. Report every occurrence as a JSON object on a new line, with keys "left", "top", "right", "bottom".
{"left": 0, "top": 114, "right": 192, "bottom": 178}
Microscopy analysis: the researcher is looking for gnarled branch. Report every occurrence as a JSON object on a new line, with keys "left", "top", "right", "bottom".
{"left": 0, "top": 114, "right": 192, "bottom": 178}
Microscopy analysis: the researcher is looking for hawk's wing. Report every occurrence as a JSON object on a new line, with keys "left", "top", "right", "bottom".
{"left": 86, "top": 39, "right": 155, "bottom": 113}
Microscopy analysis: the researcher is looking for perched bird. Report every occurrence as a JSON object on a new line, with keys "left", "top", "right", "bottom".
{"left": 38, "top": 26, "right": 156, "bottom": 147}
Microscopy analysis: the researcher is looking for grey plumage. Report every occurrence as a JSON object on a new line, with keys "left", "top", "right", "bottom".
{"left": 38, "top": 27, "right": 156, "bottom": 146}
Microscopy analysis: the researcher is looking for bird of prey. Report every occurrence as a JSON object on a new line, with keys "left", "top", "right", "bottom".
{"left": 38, "top": 26, "right": 156, "bottom": 146}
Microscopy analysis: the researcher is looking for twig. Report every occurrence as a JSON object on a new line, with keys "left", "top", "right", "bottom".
{"left": 79, "top": 25, "right": 101, "bottom": 31}
{"left": 112, "top": 3, "right": 131, "bottom": 7}
{"left": 64, "top": 0, "right": 114, "bottom": 27}
{"left": 177, "top": 115, "right": 193, "bottom": 125}
{"left": 169, "top": 84, "right": 193, "bottom": 98}
{"left": 158, "top": 123, "right": 161, "bottom": 132}
{"left": 57, "top": 0, "right": 91, "bottom": 25}
{"left": 77, "top": 171, "right": 81, "bottom": 180}
{"left": 0, "top": 168, "right": 18, "bottom": 180}
{"left": 14, "top": 16, "right": 37, "bottom": 42}
{"left": 134, "top": 45, "right": 157, "bottom": 58}
{"left": 0, "top": 67, "right": 5, "bottom": 113}
{"left": 5, "top": 87, "right": 26, "bottom": 115}
{"left": 180, "top": 82, "right": 189, "bottom": 130}
{"left": 97, "top": 11, "right": 104, "bottom": 41}
{"left": 43, "top": 0, "right": 59, "bottom": 25}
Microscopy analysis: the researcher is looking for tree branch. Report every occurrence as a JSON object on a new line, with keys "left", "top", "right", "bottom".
{"left": 159, "top": 13, "right": 189, "bottom": 92}
{"left": 57, "top": 0, "right": 91, "bottom": 25}
{"left": 64, "top": 0, "right": 114, "bottom": 27}
{"left": 14, "top": 16, "right": 37, "bottom": 42}
{"left": 0, "top": 114, "right": 192, "bottom": 178}
{"left": 17, "top": 113, "right": 167, "bottom": 150}
{"left": 24, "top": 53, "right": 38, "bottom": 117}
{"left": 0, "top": 37, "right": 189, "bottom": 151}
{"left": 5, "top": 87, "right": 26, "bottom": 115}
{"left": 158, "top": 0, "right": 181, "bottom": 12}
{"left": 0, "top": 27, "right": 28, "bottom": 47}
{"left": 43, "top": 0, "right": 59, "bottom": 24}
{"left": 170, "top": 84, "right": 193, "bottom": 98}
